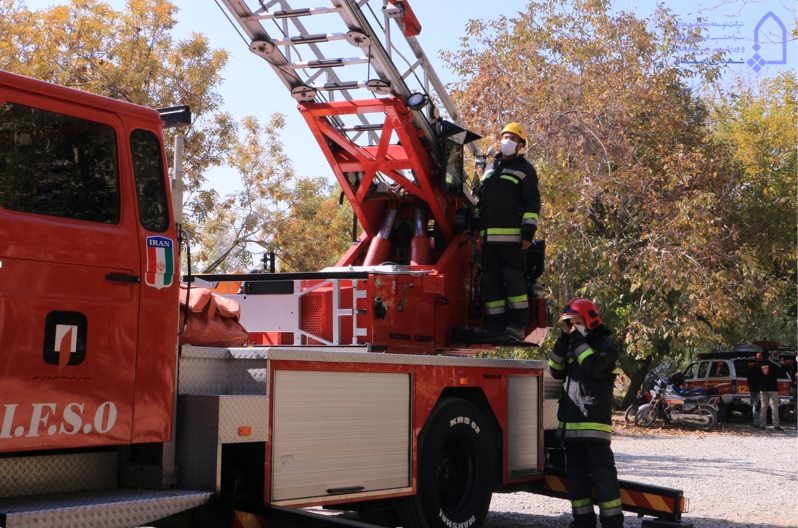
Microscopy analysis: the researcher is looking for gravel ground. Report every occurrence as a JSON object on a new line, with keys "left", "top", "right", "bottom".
{"left": 317, "top": 416, "right": 797, "bottom": 528}
{"left": 484, "top": 417, "right": 798, "bottom": 528}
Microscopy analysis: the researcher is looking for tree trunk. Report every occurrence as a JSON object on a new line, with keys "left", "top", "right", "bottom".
{"left": 621, "top": 356, "right": 653, "bottom": 408}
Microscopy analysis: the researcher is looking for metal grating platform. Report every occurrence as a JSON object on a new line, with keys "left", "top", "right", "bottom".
{"left": 0, "top": 488, "right": 213, "bottom": 528}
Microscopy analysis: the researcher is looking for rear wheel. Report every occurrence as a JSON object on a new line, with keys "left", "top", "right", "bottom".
{"left": 397, "top": 398, "right": 494, "bottom": 528}
{"left": 693, "top": 407, "right": 718, "bottom": 432}
{"left": 624, "top": 402, "right": 640, "bottom": 423}
{"left": 635, "top": 405, "right": 658, "bottom": 427}
{"left": 716, "top": 401, "right": 729, "bottom": 422}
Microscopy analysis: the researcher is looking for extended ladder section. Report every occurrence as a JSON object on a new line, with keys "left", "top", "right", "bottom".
{"left": 218, "top": 0, "right": 481, "bottom": 248}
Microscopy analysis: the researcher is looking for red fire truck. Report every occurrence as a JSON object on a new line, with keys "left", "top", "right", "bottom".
{"left": 0, "top": 2, "right": 690, "bottom": 527}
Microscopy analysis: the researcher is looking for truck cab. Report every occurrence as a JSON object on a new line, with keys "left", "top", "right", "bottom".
{"left": 0, "top": 70, "right": 179, "bottom": 453}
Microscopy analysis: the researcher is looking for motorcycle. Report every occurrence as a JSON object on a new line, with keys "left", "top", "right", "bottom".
{"left": 634, "top": 376, "right": 720, "bottom": 431}
{"left": 624, "top": 372, "right": 658, "bottom": 423}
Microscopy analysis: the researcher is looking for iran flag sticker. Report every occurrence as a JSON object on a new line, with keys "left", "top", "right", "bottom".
{"left": 145, "top": 236, "right": 175, "bottom": 290}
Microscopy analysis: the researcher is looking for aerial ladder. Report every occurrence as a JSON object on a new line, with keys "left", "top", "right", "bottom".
{"left": 210, "top": 0, "right": 549, "bottom": 351}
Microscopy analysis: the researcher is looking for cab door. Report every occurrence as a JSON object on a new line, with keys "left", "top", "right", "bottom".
{"left": 707, "top": 360, "right": 731, "bottom": 395}
{"left": 0, "top": 94, "right": 140, "bottom": 452}
{"left": 127, "top": 126, "right": 180, "bottom": 443}
{"left": 693, "top": 361, "right": 711, "bottom": 391}
{"left": 683, "top": 361, "right": 710, "bottom": 391}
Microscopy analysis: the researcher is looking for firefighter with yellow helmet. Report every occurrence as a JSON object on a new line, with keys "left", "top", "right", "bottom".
{"left": 476, "top": 122, "right": 541, "bottom": 341}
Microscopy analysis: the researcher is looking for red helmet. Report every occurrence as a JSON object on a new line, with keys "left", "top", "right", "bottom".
{"left": 560, "top": 298, "right": 603, "bottom": 330}
{"left": 755, "top": 352, "right": 763, "bottom": 360}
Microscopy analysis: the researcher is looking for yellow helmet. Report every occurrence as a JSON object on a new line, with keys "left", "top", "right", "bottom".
{"left": 500, "top": 122, "right": 527, "bottom": 144}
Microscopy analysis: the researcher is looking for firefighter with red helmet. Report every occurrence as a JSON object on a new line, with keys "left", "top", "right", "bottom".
{"left": 548, "top": 298, "right": 624, "bottom": 528}
{"left": 477, "top": 122, "right": 541, "bottom": 341}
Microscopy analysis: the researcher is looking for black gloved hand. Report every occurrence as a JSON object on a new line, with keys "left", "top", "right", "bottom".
{"left": 567, "top": 330, "right": 587, "bottom": 360}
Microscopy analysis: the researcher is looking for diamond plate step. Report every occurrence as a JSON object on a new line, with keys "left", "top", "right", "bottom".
{"left": 0, "top": 488, "right": 213, "bottom": 528}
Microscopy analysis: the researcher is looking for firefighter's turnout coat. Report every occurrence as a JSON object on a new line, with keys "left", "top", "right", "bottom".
{"left": 547, "top": 325, "right": 619, "bottom": 442}
{"left": 548, "top": 325, "right": 624, "bottom": 527}
{"left": 477, "top": 154, "right": 540, "bottom": 244}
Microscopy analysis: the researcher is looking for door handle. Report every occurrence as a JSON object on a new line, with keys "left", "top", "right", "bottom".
{"left": 105, "top": 273, "right": 141, "bottom": 283}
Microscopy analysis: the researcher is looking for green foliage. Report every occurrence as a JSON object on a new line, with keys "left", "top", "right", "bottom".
{"left": 447, "top": 0, "right": 796, "bottom": 397}
{"left": 709, "top": 73, "right": 798, "bottom": 344}
{"left": 199, "top": 114, "right": 354, "bottom": 273}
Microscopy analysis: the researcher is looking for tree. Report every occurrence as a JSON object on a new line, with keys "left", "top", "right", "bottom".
{"left": 2, "top": 0, "right": 353, "bottom": 272}
{"left": 195, "top": 114, "right": 354, "bottom": 273}
{"left": 0, "top": 0, "right": 235, "bottom": 191}
{"left": 1, "top": 0, "right": 233, "bottom": 251}
{"left": 709, "top": 72, "right": 798, "bottom": 345}
{"left": 446, "top": 0, "right": 795, "bottom": 404}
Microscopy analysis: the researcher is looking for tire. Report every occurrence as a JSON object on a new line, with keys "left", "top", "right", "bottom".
{"left": 397, "top": 398, "right": 494, "bottom": 528}
{"left": 693, "top": 407, "right": 718, "bottom": 432}
{"left": 624, "top": 403, "right": 640, "bottom": 423}
{"left": 716, "top": 401, "right": 729, "bottom": 422}
{"left": 635, "top": 405, "right": 658, "bottom": 427}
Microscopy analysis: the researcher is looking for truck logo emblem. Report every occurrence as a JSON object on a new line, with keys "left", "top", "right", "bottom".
{"left": 145, "top": 236, "right": 175, "bottom": 290}
{"left": 43, "top": 312, "right": 87, "bottom": 368}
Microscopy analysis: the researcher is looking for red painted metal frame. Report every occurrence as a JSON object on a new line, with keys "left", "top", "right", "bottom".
{"left": 298, "top": 97, "right": 455, "bottom": 241}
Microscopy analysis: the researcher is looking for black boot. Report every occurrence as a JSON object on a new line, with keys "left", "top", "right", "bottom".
{"left": 505, "top": 308, "right": 528, "bottom": 341}
{"left": 483, "top": 313, "right": 506, "bottom": 333}
{"left": 569, "top": 512, "right": 597, "bottom": 528}
{"left": 599, "top": 513, "right": 624, "bottom": 528}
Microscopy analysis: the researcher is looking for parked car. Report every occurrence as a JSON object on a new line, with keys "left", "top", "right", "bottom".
{"left": 680, "top": 357, "right": 792, "bottom": 421}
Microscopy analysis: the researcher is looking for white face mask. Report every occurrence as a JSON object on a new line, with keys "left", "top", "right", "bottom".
{"left": 573, "top": 324, "right": 588, "bottom": 336}
{"left": 500, "top": 138, "right": 518, "bottom": 157}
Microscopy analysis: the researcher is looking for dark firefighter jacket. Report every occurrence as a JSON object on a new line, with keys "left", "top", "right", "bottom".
{"left": 749, "top": 360, "right": 785, "bottom": 392}
{"left": 477, "top": 154, "right": 540, "bottom": 244}
{"left": 547, "top": 325, "right": 619, "bottom": 442}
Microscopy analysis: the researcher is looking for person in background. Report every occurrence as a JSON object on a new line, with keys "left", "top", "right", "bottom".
{"left": 749, "top": 352, "right": 785, "bottom": 431}
{"left": 746, "top": 355, "right": 762, "bottom": 428}
{"left": 548, "top": 298, "right": 624, "bottom": 528}
{"left": 476, "top": 122, "right": 540, "bottom": 341}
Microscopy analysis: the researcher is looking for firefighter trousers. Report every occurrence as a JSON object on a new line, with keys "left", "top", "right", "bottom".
{"left": 564, "top": 440, "right": 624, "bottom": 528}
{"left": 481, "top": 243, "right": 528, "bottom": 330}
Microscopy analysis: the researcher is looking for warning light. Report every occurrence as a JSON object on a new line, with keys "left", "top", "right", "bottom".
{"left": 458, "top": 375, "right": 469, "bottom": 385}
{"left": 238, "top": 426, "right": 252, "bottom": 437}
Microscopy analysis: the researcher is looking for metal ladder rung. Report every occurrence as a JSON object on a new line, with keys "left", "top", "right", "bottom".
{"left": 269, "top": 33, "right": 348, "bottom": 46}
{"left": 249, "top": 6, "right": 341, "bottom": 20}
{"left": 285, "top": 57, "right": 368, "bottom": 69}
{"left": 340, "top": 124, "right": 384, "bottom": 132}
{"left": 310, "top": 80, "right": 364, "bottom": 91}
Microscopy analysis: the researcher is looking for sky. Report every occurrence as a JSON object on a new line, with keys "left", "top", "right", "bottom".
{"left": 23, "top": 0, "right": 798, "bottom": 186}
